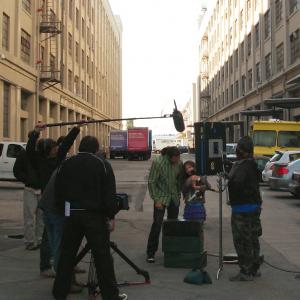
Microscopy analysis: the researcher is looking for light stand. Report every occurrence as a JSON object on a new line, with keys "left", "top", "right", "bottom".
{"left": 216, "top": 172, "right": 224, "bottom": 280}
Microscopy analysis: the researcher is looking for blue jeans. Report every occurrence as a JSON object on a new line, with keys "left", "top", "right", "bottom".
{"left": 43, "top": 212, "right": 64, "bottom": 272}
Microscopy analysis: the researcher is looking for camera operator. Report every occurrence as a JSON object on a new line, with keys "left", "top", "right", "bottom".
{"left": 52, "top": 136, "right": 127, "bottom": 300}
{"left": 228, "top": 136, "right": 262, "bottom": 281}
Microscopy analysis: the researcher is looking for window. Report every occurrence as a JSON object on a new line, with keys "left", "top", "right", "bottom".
{"left": 50, "top": 54, "right": 55, "bottom": 70}
{"left": 246, "top": 0, "right": 251, "bottom": 21}
{"left": 255, "top": 23, "right": 259, "bottom": 49}
{"left": 253, "top": 131, "right": 276, "bottom": 147}
{"left": 241, "top": 75, "right": 246, "bottom": 95}
{"left": 234, "top": 49, "right": 238, "bottom": 69}
{"left": 256, "top": 62, "right": 261, "bottom": 83}
{"left": 240, "top": 41, "right": 244, "bottom": 62}
{"left": 68, "top": 69, "right": 73, "bottom": 92}
{"left": 248, "top": 69, "right": 253, "bottom": 90}
{"left": 81, "top": 81, "right": 85, "bottom": 99}
{"left": 75, "top": 42, "right": 79, "bottom": 62}
{"left": 3, "top": 82, "right": 9, "bottom": 138}
{"left": 87, "top": 85, "right": 90, "bottom": 102}
{"left": 225, "top": 88, "right": 228, "bottom": 105}
{"left": 230, "top": 55, "right": 233, "bottom": 74}
{"left": 22, "top": 0, "right": 31, "bottom": 14}
{"left": 69, "top": 0, "right": 73, "bottom": 20}
{"left": 87, "top": 27, "right": 90, "bottom": 46}
{"left": 290, "top": 29, "right": 300, "bottom": 64}
{"left": 276, "top": 43, "right": 284, "bottom": 72}
{"left": 68, "top": 33, "right": 72, "bottom": 56}
{"left": 247, "top": 33, "right": 252, "bottom": 56}
{"left": 264, "top": 10, "right": 270, "bottom": 39}
{"left": 7, "top": 144, "right": 23, "bottom": 158}
{"left": 74, "top": 76, "right": 79, "bottom": 95}
{"left": 82, "top": 50, "right": 85, "bottom": 69}
{"left": 87, "top": 55, "right": 89, "bottom": 74}
{"left": 290, "top": 0, "right": 298, "bottom": 15}
{"left": 82, "top": 18, "right": 85, "bottom": 38}
{"left": 230, "top": 84, "right": 233, "bottom": 102}
{"left": 21, "top": 29, "right": 31, "bottom": 63}
{"left": 2, "top": 13, "right": 9, "bottom": 50}
{"left": 278, "top": 131, "right": 300, "bottom": 147}
{"left": 240, "top": 10, "right": 243, "bottom": 31}
{"left": 235, "top": 80, "right": 239, "bottom": 99}
{"left": 76, "top": 8, "right": 79, "bottom": 29}
{"left": 275, "top": 0, "right": 282, "bottom": 26}
{"left": 265, "top": 53, "right": 271, "bottom": 79}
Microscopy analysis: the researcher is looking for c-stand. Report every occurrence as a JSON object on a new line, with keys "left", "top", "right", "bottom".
{"left": 75, "top": 241, "right": 150, "bottom": 298}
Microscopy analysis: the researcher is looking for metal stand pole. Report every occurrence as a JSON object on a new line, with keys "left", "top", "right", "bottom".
{"left": 216, "top": 173, "right": 223, "bottom": 280}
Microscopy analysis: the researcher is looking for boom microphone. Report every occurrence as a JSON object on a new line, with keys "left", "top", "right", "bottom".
{"left": 172, "top": 100, "right": 185, "bottom": 132}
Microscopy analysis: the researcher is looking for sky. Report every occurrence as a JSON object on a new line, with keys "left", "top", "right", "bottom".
{"left": 109, "top": 0, "right": 206, "bottom": 135}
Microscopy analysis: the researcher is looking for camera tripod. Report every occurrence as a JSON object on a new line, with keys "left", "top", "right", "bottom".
{"left": 75, "top": 241, "right": 151, "bottom": 299}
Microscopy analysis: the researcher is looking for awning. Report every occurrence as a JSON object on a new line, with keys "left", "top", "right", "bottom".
{"left": 264, "top": 98, "right": 300, "bottom": 109}
{"left": 286, "top": 74, "right": 300, "bottom": 86}
{"left": 240, "top": 109, "right": 283, "bottom": 117}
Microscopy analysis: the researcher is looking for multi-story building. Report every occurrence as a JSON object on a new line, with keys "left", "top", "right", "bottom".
{"left": 198, "top": 0, "right": 300, "bottom": 142}
{"left": 0, "top": 0, "right": 122, "bottom": 151}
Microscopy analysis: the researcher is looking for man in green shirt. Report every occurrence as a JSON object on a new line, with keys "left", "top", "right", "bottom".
{"left": 146, "top": 147, "right": 183, "bottom": 263}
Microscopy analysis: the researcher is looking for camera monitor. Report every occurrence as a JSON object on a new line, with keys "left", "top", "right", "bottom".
{"left": 195, "top": 122, "right": 226, "bottom": 176}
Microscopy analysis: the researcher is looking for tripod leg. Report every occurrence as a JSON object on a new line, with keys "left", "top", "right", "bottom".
{"left": 110, "top": 242, "right": 150, "bottom": 283}
{"left": 74, "top": 243, "right": 91, "bottom": 266}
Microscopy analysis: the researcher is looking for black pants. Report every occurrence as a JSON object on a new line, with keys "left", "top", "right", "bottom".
{"left": 146, "top": 201, "right": 179, "bottom": 256}
{"left": 40, "top": 228, "right": 52, "bottom": 272}
{"left": 53, "top": 211, "right": 119, "bottom": 300}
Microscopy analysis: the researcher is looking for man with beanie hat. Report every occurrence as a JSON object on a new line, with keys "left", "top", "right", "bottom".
{"left": 228, "top": 136, "right": 262, "bottom": 281}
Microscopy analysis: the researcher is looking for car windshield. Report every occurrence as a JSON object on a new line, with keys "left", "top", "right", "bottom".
{"left": 253, "top": 130, "right": 276, "bottom": 147}
{"left": 278, "top": 131, "right": 300, "bottom": 147}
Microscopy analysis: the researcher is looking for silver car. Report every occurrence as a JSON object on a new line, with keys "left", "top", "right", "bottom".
{"left": 288, "top": 171, "right": 300, "bottom": 198}
{"left": 262, "top": 150, "right": 300, "bottom": 183}
{"left": 269, "top": 159, "right": 300, "bottom": 191}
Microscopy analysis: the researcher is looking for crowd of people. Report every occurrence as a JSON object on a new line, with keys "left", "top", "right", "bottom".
{"left": 14, "top": 122, "right": 263, "bottom": 299}
{"left": 14, "top": 122, "right": 128, "bottom": 300}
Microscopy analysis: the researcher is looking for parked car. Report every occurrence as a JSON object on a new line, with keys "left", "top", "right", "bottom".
{"left": 269, "top": 159, "right": 300, "bottom": 191}
{"left": 0, "top": 142, "right": 26, "bottom": 180}
{"left": 223, "top": 155, "right": 269, "bottom": 182}
{"left": 288, "top": 171, "right": 300, "bottom": 198}
{"left": 262, "top": 150, "right": 300, "bottom": 183}
{"left": 254, "top": 156, "right": 270, "bottom": 182}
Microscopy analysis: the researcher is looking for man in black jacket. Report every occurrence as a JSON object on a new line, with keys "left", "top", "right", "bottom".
{"left": 13, "top": 136, "right": 43, "bottom": 250}
{"left": 52, "top": 136, "right": 127, "bottom": 300}
{"left": 228, "top": 136, "right": 262, "bottom": 281}
{"left": 27, "top": 123, "right": 81, "bottom": 278}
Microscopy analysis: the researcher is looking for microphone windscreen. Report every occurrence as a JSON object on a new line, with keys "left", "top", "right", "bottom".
{"left": 172, "top": 109, "right": 185, "bottom": 132}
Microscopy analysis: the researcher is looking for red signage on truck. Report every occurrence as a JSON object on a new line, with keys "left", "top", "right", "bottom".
{"left": 127, "top": 128, "right": 149, "bottom": 152}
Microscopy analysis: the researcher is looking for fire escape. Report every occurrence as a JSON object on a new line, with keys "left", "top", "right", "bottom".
{"left": 38, "top": 0, "right": 62, "bottom": 90}
{"left": 200, "top": 33, "right": 210, "bottom": 120}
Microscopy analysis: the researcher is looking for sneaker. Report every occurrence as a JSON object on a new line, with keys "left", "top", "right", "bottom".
{"left": 69, "top": 284, "right": 83, "bottom": 294}
{"left": 146, "top": 256, "right": 155, "bottom": 263}
{"left": 40, "top": 269, "right": 56, "bottom": 278}
{"left": 117, "top": 294, "right": 128, "bottom": 300}
{"left": 229, "top": 272, "right": 253, "bottom": 282}
{"left": 25, "top": 243, "right": 39, "bottom": 251}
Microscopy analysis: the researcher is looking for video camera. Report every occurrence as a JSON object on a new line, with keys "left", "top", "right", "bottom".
{"left": 116, "top": 193, "right": 130, "bottom": 211}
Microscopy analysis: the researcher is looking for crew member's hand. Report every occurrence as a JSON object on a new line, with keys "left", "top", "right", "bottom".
{"left": 154, "top": 202, "right": 164, "bottom": 210}
{"left": 35, "top": 122, "right": 46, "bottom": 132}
{"left": 76, "top": 119, "right": 88, "bottom": 128}
{"left": 108, "top": 219, "right": 115, "bottom": 232}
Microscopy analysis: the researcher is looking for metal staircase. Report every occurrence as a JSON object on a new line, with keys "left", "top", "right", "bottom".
{"left": 38, "top": 0, "right": 62, "bottom": 87}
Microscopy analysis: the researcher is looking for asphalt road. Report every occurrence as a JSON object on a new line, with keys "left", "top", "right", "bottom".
{"left": 0, "top": 153, "right": 300, "bottom": 299}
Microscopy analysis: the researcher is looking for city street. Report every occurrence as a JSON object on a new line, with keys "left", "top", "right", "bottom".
{"left": 0, "top": 154, "right": 300, "bottom": 299}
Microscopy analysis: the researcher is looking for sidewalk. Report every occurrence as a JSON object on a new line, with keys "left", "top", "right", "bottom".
{"left": 0, "top": 187, "right": 300, "bottom": 299}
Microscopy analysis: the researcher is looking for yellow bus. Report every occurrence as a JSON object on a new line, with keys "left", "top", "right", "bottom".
{"left": 252, "top": 120, "right": 300, "bottom": 156}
